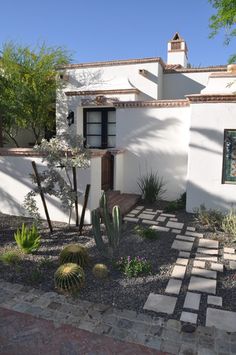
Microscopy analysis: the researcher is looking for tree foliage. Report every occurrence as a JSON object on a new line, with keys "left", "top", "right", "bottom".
{"left": 0, "top": 43, "right": 71, "bottom": 146}
{"left": 209, "top": 0, "right": 236, "bottom": 63}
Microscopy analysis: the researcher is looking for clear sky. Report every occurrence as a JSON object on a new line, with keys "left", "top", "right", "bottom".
{"left": 0, "top": 0, "right": 235, "bottom": 66}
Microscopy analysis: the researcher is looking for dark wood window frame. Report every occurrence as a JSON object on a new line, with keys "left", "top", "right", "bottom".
{"left": 83, "top": 107, "right": 116, "bottom": 149}
{"left": 222, "top": 129, "right": 236, "bottom": 184}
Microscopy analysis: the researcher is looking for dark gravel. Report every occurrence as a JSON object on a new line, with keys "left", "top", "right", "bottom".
{"left": 0, "top": 205, "right": 236, "bottom": 326}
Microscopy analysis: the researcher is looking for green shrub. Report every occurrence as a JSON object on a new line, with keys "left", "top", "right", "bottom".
{"left": 0, "top": 250, "right": 21, "bottom": 265}
{"left": 59, "top": 244, "right": 89, "bottom": 267}
{"left": 54, "top": 263, "right": 85, "bottom": 293}
{"left": 116, "top": 256, "right": 152, "bottom": 278}
{"left": 164, "top": 192, "right": 186, "bottom": 212}
{"left": 222, "top": 209, "right": 236, "bottom": 238}
{"left": 134, "top": 226, "right": 158, "bottom": 240}
{"left": 92, "top": 263, "right": 109, "bottom": 279}
{"left": 137, "top": 170, "right": 166, "bottom": 204}
{"left": 14, "top": 223, "right": 41, "bottom": 254}
{"left": 195, "top": 205, "right": 224, "bottom": 231}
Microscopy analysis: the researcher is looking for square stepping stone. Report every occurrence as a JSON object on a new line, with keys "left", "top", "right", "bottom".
{"left": 191, "top": 267, "right": 217, "bottom": 280}
{"left": 176, "top": 258, "right": 189, "bottom": 266}
{"left": 223, "top": 253, "right": 236, "bottom": 261}
{"left": 224, "top": 247, "right": 235, "bottom": 254}
{"left": 171, "top": 229, "right": 181, "bottom": 234}
{"left": 126, "top": 214, "right": 136, "bottom": 218}
{"left": 210, "top": 262, "right": 223, "bottom": 272}
{"left": 188, "top": 276, "right": 216, "bottom": 294}
{"left": 151, "top": 225, "right": 170, "bottom": 232}
{"left": 197, "top": 248, "right": 218, "bottom": 255}
{"left": 166, "top": 221, "right": 184, "bottom": 229}
{"left": 144, "top": 208, "right": 153, "bottom": 212}
{"left": 170, "top": 218, "right": 178, "bottom": 222}
{"left": 193, "top": 260, "right": 205, "bottom": 269}
{"left": 207, "top": 296, "right": 222, "bottom": 307}
{"left": 171, "top": 265, "right": 186, "bottom": 279}
{"left": 142, "top": 219, "right": 158, "bottom": 225}
{"left": 183, "top": 292, "right": 201, "bottom": 310}
{"left": 198, "top": 239, "right": 219, "bottom": 249}
{"left": 165, "top": 279, "right": 182, "bottom": 295}
{"left": 172, "top": 240, "right": 193, "bottom": 252}
{"left": 185, "top": 231, "right": 203, "bottom": 238}
{"left": 180, "top": 311, "right": 198, "bottom": 324}
{"left": 229, "top": 261, "right": 236, "bottom": 270}
{"left": 124, "top": 217, "right": 139, "bottom": 223}
{"left": 179, "top": 251, "right": 190, "bottom": 258}
{"left": 157, "top": 216, "right": 166, "bottom": 222}
{"left": 130, "top": 209, "right": 141, "bottom": 215}
{"left": 139, "top": 214, "right": 154, "bottom": 220}
{"left": 176, "top": 235, "right": 195, "bottom": 242}
{"left": 206, "top": 308, "right": 236, "bottom": 332}
{"left": 195, "top": 255, "right": 218, "bottom": 262}
{"left": 160, "top": 213, "right": 176, "bottom": 218}
{"left": 142, "top": 211, "right": 156, "bottom": 215}
{"left": 135, "top": 206, "right": 144, "bottom": 210}
{"left": 186, "top": 227, "right": 196, "bottom": 232}
{"left": 143, "top": 293, "right": 177, "bottom": 314}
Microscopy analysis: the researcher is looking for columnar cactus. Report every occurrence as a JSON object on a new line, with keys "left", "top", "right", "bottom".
{"left": 92, "top": 192, "right": 122, "bottom": 259}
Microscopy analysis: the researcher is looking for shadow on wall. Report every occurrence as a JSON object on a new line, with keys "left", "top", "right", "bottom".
{"left": 0, "top": 157, "right": 81, "bottom": 220}
{"left": 163, "top": 74, "right": 205, "bottom": 99}
{"left": 186, "top": 180, "right": 236, "bottom": 213}
{"left": 117, "top": 113, "right": 189, "bottom": 200}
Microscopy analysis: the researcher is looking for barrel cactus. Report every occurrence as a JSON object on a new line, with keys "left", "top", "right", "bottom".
{"left": 54, "top": 263, "right": 85, "bottom": 293}
{"left": 92, "top": 263, "right": 109, "bottom": 279}
{"left": 59, "top": 244, "right": 89, "bottom": 267}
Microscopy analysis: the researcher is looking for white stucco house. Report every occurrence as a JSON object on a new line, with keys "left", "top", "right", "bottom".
{"left": 0, "top": 32, "right": 236, "bottom": 223}
{"left": 56, "top": 32, "right": 236, "bottom": 215}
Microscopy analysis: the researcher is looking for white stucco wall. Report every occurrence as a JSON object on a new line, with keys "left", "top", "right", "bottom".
{"left": 0, "top": 154, "right": 101, "bottom": 224}
{"left": 163, "top": 72, "right": 211, "bottom": 99}
{"left": 115, "top": 106, "right": 190, "bottom": 200}
{"left": 186, "top": 102, "right": 236, "bottom": 212}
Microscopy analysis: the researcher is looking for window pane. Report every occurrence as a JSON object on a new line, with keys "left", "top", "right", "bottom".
{"left": 108, "top": 123, "right": 116, "bottom": 135}
{"left": 108, "top": 111, "right": 116, "bottom": 123}
{"left": 108, "top": 136, "right": 115, "bottom": 148}
{"left": 87, "top": 123, "right": 101, "bottom": 135}
{"left": 223, "top": 130, "right": 236, "bottom": 184}
{"left": 87, "top": 111, "right": 102, "bottom": 123}
{"left": 87, "top": 136, "right": 101, "bottom": 148}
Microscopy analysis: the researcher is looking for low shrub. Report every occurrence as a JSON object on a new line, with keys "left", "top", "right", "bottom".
{"left": 137, "top": 170, "right": 166, "bottom": 204}
{"left": 54, "top": 263, "right": 85, "bottom": 293}
{"left": 222, "top": 209, "right": 236, "bottom": 238}
{"left": 92, "top": 263, "right": 109, "bottom": 279}
{"left": 0, "top": 250, "right": 21, "bottom": 265}
{"left": 195, "top": 205, "right": 224, "bottom": 231}
{"left": 134, "top": 226, "right": 158, "bottom": 240}
{"left": 59, "top": 244, "right": 89, "bottom": 267}
{"left": 116, "top": 256, "right": 152, "bottom": 278}
{"left": 164, "top": 192, "right": 186, "bottom": 212}
{"left": 14, "top": 223, "right": 41, "bottom": 254}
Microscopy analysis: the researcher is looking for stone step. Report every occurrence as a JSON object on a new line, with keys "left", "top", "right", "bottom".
{"left": 106, "top": 191, "right": 140, "bottom": 215}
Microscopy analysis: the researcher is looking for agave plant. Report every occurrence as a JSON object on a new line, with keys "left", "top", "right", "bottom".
{"left": 14, "top": 223, "right": 41, "bottom": 254}
{"left": 59, "top": 244, "right": 89, "bottom": 267}
{"left": 54, "top": 263, "right": 85, "bottom": 293}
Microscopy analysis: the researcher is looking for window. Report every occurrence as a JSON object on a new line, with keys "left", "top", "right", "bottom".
{"left": 222, "top": 129, "right": 236, "bottom": 184}
{"left": 83, "top": 108, "right": 116, "bottom": 149}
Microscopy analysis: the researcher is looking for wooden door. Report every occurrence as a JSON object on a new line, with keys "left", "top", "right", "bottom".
{"left": 101, "top": 152, "right": 114, "bottom": 191}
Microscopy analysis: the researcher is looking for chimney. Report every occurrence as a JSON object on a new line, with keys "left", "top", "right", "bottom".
{"left": 167, "top": 32, "right": 188, "bottom": 68}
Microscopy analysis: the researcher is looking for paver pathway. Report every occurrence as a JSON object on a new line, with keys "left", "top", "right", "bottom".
{"left": 124, "top": 205, "right": 236, "bottom": 341}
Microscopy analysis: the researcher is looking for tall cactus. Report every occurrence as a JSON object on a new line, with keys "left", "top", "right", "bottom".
{"left": 92, "top": 192, "right": 122, "bottom": 259}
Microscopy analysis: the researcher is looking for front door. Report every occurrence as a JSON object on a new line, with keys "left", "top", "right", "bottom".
{"left": 101, "top": 151, "right": 114, "bottom": 191}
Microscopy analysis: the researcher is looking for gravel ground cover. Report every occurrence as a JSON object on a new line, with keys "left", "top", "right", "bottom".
{"left": 0, "top": 203, "right": 236, "bottom": 325}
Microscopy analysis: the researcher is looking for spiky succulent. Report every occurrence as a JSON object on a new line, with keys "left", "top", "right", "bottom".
{"left": 54, "top": 263, "right": 85, "bottom": 293}
{"left": 92, "top": 263, "right": 109, "bottom": 279}
{"left": 14, "top": 223, "right": 40, "bottom": 254}
{"left": 59, "top": 244, "right": 89, "bottom": 267}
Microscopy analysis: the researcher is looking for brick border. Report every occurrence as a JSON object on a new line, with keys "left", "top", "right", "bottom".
{"left": 114, "top": 99, "right": 189, "bottom": 108}
{"left": 65, "top": 89, "right": 139, "bottom": 96}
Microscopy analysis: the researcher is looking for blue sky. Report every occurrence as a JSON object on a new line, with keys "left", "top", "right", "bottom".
{"left": 0, "top": 0, "right": 235, "bottom": 66}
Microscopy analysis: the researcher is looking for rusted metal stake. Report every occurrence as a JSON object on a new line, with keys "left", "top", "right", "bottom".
{"left": 31, "top": 161, "right": 53, "bottom": 233}
{"left": 72, "top": 167, "right": 79, "bottom": 226}
{"left": 79, "top": 184, "right": 91, "bottom": 235}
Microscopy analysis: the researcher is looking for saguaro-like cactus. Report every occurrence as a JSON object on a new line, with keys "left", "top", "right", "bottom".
{"left": 92, "top": 193, "right": 122, "bottom": 259}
